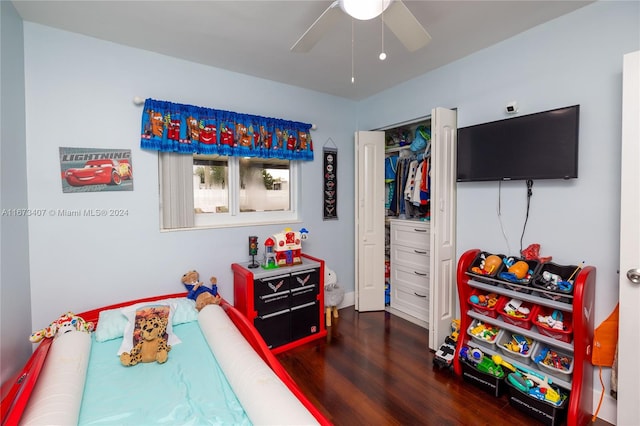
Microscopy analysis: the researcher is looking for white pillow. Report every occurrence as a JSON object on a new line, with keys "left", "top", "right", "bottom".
{"left": 117, "top": 301, "right": 181, "bottom": 356}
{"left": 95, "top": 297, "right": 197, "bottom": 343}
{"left": 94, "top": 309, "right": 128, "bottom": 342}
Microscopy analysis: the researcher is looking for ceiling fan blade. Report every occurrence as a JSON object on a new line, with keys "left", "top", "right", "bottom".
{"left": 291, "top": 1, "right": 342, "bottom": 53}
{"left": 384, "top": 0, "right": 431, "bottom": 52}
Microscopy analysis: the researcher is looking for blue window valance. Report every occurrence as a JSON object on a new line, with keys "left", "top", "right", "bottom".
{"left": 140, "top": 98, "right": 313, "bottom": 161}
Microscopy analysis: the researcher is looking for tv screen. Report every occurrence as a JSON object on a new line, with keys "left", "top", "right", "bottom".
{"left": 456, "top": 105, "right": 579, "bottom": 182}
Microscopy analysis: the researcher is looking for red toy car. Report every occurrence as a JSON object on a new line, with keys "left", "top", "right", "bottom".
{"left": 64, "top": 159, "right": 131, "bottom": 186}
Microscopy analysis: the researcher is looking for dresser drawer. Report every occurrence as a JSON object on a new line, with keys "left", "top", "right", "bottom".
{"left": 391, "top": 281, "right": 429, "bottom": 322}
{"left": 254, "top": 273, "right": 291, "bottom": 315}
{"left": 391, "top": 262, "right": 429, "bottom": 291}
{"left": 290, "top": 268, "right": 320, "bottom": 306}
{"left": 390, "top": 243, "right": 429, "bottom": 271}
{"left": 390, "top": 221, "right": 429, "bottom": 250}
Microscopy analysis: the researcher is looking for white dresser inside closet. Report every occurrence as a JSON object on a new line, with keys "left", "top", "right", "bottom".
{"left": 388, "top": 219, "right": 430, "bottom": 326}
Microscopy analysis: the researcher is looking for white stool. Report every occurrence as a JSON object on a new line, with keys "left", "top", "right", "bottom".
{"left": 324, "top": 283, "right": 344, "bottom": 327}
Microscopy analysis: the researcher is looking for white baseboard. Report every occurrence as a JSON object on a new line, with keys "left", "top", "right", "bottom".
{"left": 593, "top": 386, "right": 617, "bottom": 425}
{"left": 339, "top": 290, "right": 355, "bottom": 309}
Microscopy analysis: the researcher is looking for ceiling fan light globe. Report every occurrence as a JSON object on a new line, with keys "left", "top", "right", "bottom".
{"left": 339, "top": 0, "right": 392, "bottom": 21}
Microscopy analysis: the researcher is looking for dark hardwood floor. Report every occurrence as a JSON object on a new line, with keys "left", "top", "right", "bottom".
{"left": 277, "top": 307, "right": 611, "bottom": 426}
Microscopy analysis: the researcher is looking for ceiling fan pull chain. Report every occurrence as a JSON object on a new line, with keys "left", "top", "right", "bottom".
{"left": 351, "top": 18, "right": 355, "bottom": 83}
{"left": 380, "top": 0, "right": 386, "bottom": 61}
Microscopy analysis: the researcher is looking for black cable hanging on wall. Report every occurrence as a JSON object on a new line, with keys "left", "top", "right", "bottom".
{"left": 519, "top": 179, "right": 534, "bottom": 255}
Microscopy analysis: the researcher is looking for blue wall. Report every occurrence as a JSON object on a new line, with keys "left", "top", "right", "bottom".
{"left": 359, "top": 1, "right": 638, "bottom": 328}
{"left": 0, "top": 0, "right": 32, "bottom": 385}
{"left": 21, "top": 21, "right": 357, "bottom": 331}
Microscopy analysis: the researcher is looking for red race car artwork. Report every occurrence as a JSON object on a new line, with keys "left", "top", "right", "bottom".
{"left": 64, "top": 159, "right": 132, "bottom": 187}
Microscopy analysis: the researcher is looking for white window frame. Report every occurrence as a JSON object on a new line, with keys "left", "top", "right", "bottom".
{"left": 159, "top": 152, "right": 300, "bottom": 230}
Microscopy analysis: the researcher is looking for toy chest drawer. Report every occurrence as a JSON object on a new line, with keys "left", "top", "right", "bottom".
{"left": 468, "top": 288, "right": 502, "bottom": 318}
{"left": 533, "top": 307, "right": 573, "bottom": 343}
{"left": 254, "top": 308, "right": 291, "bottom": 349}
{"left": 291, "top": 300, "right": 320, "bottom": 341}
{"left": 459, "top": 358, "right": 506, "bottom": 397}
{"left": 496, "top": 297, "right": 536, "bottom": 329}
{"left": 532, "top": 262, "right": 581, "bottom": 303}
{"left": 466, "top": 251, "right": 505, "bottom": 285}
{"left": 289, "top": 268, "right": 320, "bottom": 306}
{"left": 497, "top": 257, "right": 539, "bottom": 293}
{"left": 497, "top": 331, "right": 538, "bottom": 365}
{"left": 506, "top": 380, "right": 568, "bottom": 426}
{"left": 253, "top": 273, "right": 291, "bottom": 315}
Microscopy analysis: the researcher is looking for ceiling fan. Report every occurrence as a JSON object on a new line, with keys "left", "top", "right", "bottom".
{"left": 291, "top": 0, "right": 431, "bottom": 53}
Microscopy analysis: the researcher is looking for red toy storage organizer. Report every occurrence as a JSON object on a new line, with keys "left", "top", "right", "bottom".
{"left": 454, "top": 249, "right": 595, "bottom": 426}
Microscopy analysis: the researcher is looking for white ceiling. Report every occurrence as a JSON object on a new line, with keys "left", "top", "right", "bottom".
{"left": 12, "top": 0, "right": 593, "bottom": 100}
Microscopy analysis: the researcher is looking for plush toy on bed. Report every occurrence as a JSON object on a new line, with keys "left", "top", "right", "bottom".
{"left": 181, "top": 270, "right": 221, "bottom": 311}
{"left": 120, "top": 315, "right": 171, "bottom": 366}
{"left": 29, "top": 312, "right": 94, "bottom": 343}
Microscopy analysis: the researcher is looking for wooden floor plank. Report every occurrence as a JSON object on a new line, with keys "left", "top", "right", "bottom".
{"left": 277, "top": 307, "right": 612, "bottom": 426}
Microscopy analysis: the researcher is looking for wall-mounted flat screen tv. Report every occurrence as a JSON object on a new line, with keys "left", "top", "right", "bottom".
{"left": 456, "top": 105, "right": 579, "bottom": 182}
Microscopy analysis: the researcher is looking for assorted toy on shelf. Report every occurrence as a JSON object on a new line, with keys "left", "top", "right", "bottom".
{"left": 459, "top": 345, "right": 505, "bottom": 378}
{"left": 467, "top": 252, "right": 505, "bottom": 283}
{"left": 533, "top": 345, "right": 574, "bottom": 377}
{"left": 497, "top": 332, "right": 539, "bottom": 365}
{"left": 533, "top": 307, "right": 573, "bottom": 343}
{"left": 497, "top": 297, "right": 535, "bottom": 329}
{"left": 505, "top": 364, "right": 568, "bottom": 409}
{"left": 468, "top": 289, "right": 501, "bottom": 318}
{"left": 520, "top": 243, "right": 553, "bottom": 264}
{"left": 457, "top": 345, "right": 506, "bottom": 397}
{"left": 459, "top": 343, "right": 570, "bottom": 409}
{"left": 532, "top": 261, "right": 583, "bottom": 302}
{"left": 467, "top": 319, "right": 502, "bottom": 348}
{"left": 498, "top": 257, "right": 539, "bottom": 292}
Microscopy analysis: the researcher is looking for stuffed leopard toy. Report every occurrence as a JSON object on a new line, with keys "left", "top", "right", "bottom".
{"left": 120, "top": 315, "right": 171, "bottom": 366}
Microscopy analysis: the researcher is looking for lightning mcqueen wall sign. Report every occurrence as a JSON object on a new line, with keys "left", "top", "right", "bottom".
{"left": 59, "top": 147, "right": 133, "bottom": 193}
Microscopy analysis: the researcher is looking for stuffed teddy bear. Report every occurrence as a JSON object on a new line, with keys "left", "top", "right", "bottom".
{"left": 181, "top": 270, "right": 221, "bottom": 311}
{"left": 120, "top": 315, "right": 171, "bottom": 366}
{"left": 29, "top": 312, "right": 94, "bottom": 343}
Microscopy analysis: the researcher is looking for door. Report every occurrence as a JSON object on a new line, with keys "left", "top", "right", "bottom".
{"left": 355, "top": 131, "right": 386, "bottom": 311}
{"left": 618, "top": 50, "right": 640, "bottom": 426}
{"left": 428, "top": 107, "right": 458, "bottom": 350}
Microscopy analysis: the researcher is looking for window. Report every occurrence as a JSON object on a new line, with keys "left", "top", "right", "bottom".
{"left": 160, "top": 152, "right": 299, "bottom": 230}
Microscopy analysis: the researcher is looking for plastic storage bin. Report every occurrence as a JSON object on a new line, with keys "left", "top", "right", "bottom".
{"left": 497, "top": 257, "right": 539, "bottom": 293}
{"left": 532, "top": 344, "right": 574, "bottom": 378}
{"left": 497, "top": 297, "right": 536, "bottom": 329}
{"left": 466, "top": 251, "right": 505, "bottom": 285}
{"left": 467, "top": 319, "right": 503, "bottom": 349}
{"left": 532, "top": 262, "right": 581, "bottom": 303}
{"left": 459, "top": 357, "right": 506, "bottom": 397}
{"left": 533, "top": 306, "right": 573, "bottom": 343}
{"left": 506, "top": 379, "right": 569, "bottom": 426}
{"left": 468, "top": 288, "right": 502, "bottom": 318}
{"left": 497, "top": 331, "right": 538, "bottom": 365}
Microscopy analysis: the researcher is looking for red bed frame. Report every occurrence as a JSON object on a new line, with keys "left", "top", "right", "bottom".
{"left": 1, "top": 293, "right": 331, "bottom": 426}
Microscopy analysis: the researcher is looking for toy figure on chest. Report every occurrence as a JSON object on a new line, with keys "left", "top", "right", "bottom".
{"left": 269, "top": 227, "right": 302, "bottom": 267}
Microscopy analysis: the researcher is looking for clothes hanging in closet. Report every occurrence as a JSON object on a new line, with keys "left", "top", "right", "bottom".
{"left": 387, "top": 154, "right": 430, "bottom": 219}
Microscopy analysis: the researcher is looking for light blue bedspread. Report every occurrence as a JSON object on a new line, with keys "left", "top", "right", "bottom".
{"left": 78, "top": 321, "right": 252, "bottom": 425}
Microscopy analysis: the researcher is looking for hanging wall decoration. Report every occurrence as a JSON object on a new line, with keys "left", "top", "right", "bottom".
{"left": 323, "top": 139, "right": 338, "bottom": 220}
{"left": 139, "top": 98, "right": 314, "bottom": 161}
{"left": 59, "top": 147, "right": 133, "bottom": 193}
